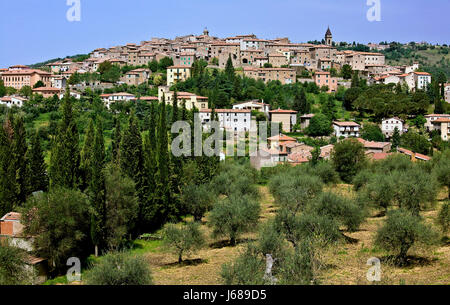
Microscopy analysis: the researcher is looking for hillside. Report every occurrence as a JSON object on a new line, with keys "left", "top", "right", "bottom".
{"left": 383, "top": 45, "right": 450, "bottom": 78}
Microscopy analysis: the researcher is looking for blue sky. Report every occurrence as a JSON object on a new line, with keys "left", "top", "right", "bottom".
{"left": 0, "top": 0, "right": 449, "bottom": 67}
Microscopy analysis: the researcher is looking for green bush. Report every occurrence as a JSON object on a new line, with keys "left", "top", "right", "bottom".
{"left": 0, "top": 239, "right": 32, "bottom": 285}
{"left": 84, "top": 252, "right": 152, "bottom": 285}
{"left": 221, "top": 245, "right": 266, "bottom": 285}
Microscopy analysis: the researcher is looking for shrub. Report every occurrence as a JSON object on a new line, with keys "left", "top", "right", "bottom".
{"left": 0, "top": 239, "right": 32, "bottom": 285}
{"left": 162, "top": 222, "right": 205, "bottom": 263}
{"left": 84, "top": 252, "right": 152, "bottom": 285}
{"left": 221, "top": 245, "right": 266, "bottom": 285}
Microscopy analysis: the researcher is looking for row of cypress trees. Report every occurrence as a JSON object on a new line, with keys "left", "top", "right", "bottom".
{"left": 0, "top": 86, "right": 220, "bottom": 256}
{"left": 0, "top": 112, "right": 48, "bottom": 216}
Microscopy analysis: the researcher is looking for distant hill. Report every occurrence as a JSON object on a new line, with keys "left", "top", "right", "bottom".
{"left": 382, "top": 44, "right": 450, "bottom": 78}
{"left": 29, "top": 54, "right": 89, "bottom": 68}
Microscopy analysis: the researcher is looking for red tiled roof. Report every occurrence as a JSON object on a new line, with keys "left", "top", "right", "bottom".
{"left": 267, "top": 134, "right": 296, "bottom": 141}
{"left": 1, "top": 212, "right": 21, "bottom": 221}
{"left": 32, "top": 87, "right": 61, "bottom": 92}
{"left": 425, "top": 114, "right": 450, "bottom": 117}
{"left": 138, "top": 96, "right": 159, "bottom": 101}
{"left": 167, "top": 66, "right": 192, "bottom": 69}
{"left": 432, "top": 118, "right": 450, "bottom": 123}
{"left": 200, "top": 109, "right": 251, "bottom": 113}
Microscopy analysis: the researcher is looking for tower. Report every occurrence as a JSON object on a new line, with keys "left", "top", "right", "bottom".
{"left": 203, "top": 27, "right": 209, "bottom": 36}
{"left": 325, "top": 26, "right": 332, "bottom": 46}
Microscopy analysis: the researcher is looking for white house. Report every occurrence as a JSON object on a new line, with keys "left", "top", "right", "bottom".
{"left": 232, "top": 100, "right": 270, "bottom": 114}
{"left": 51, "top": 75, "right": 67, "bottom": 89}
{"left": 381, "top": 117, "right": 404, "bottom": 138}
{"left": 100, "top": 92, "right": 136, "bottom": 109}
{"left": 198, "top": 109, "right": 251, "bottom": 133}
{"left": 333, "top": 121, "right": 360, "bottom": 138}
{"left": 0, "top": 95, "right": 27, "bottom": 108}
{"left": 413, "top": 72, "right": 432, "bottom": 90}
{"left": 59, "top": 91, "right": 81, "bottom": 100}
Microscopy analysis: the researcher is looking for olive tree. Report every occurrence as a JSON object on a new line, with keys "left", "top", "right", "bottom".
{"left": 209, "top": 195, "right": 260, "bottom": 246}
{"left": 309, "top": 191, "right": 365, "bottom": 232}
{"left": 395, "top": 168, "right": 437, "bottom": 215}
{"left": 181, "top": 183, "right": 215, "bottom": 222}
{"left": 269, "top": 174, "right": 323, "bottom": 213}
{"left": 162, "top": 221, "right": 205, "bottom": 263}
{"left": 375, "top": 209, "right": 438, "bottom": 265}
{"left": 433, "top": 150, "right": 450, "bottom": 199}
{"left": 436, "top": 203, "right": 450, "bottom": 234}
{"left": 21, "top": 188, "right": 92, "bottom": 273}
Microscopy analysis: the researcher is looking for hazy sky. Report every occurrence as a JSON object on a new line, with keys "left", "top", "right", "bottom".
{"left": 0, "top": 0, "right": 449, "bottom": 67}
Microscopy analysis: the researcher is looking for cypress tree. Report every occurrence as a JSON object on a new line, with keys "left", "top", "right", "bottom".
{"left": 49, "top": 87, "right": 80, "bottom": 189}
{"left": 172, "top": 90, "right": 179, "bottom": 124}
{"left": 138, "top": 102, "right": 158, "bottom": 231}
{"left": 434, "top": 98, "right": 444, "bottom": 114}
{"left": 351, "top": 71, "right": 360, "bottom": 88}
{"left": 157, "top": 99, "right": 173, "bottom": 224}
{"left": 11, "top": 115, "right": 29, "bottom": 204}
{"left": 80, "top": 119, "right": 95, "bottom": 190}
{"left": 111, "top": 117, "right": 121, "bottom": 164}
{"left": 28, "top": 130, "right": 48, "bottom": 193}
{"left": 392, "top": 127, "right": 401, "bottom": 152}
{"left": 120, "top": 111, "right": 143, "bottom": 184}
{"left": 141, "top": 132, "right": 158, "bottom": 231}
{"left": 225, "top": 55, "right": 235, "bottom": 80}
{"left": 293, "top": 88, "right": 310, "bottom": 114}
{"left": 180, "top": 99, "right": 188, "bottom": 122}
{"left": 89, "top": 118, "right": 106, "bottom": 256}
{"left": 0, "top": 118, "right": 15, "bottom": 215}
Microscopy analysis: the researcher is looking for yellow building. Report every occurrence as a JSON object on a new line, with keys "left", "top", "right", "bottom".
{"left": 166, "top": 66, "right": 192, "bottom": 86}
